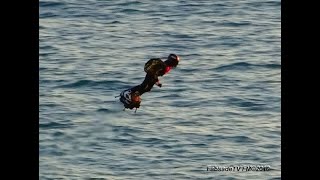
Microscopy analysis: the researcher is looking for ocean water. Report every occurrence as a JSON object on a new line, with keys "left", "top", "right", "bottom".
{"left": 39, "top": 0, "right": 281, "bottom": 179}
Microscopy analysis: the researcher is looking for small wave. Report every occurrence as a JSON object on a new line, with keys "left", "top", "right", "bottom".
{"left": 39, "top": 67, "right": 47, "bottom": 71}
{"left": 96, "top": 108, "right": 110, "bottom": 112}
{"left": 41, "top": 103, "right": 59, "bottom": 108}
{"left": 142, "top": 137, "right": 166, "bottom": 144}
{"left": 178, "top": 69, "right": 197, "bottom": 74}
{"left": 264, "top": 64, "right": 281, "bottom": 69}
{"left": 227, "top": 135, "right": 256, "bottom": 143}
{"left": 110, "top": 21, "right": 121, "bottom": 24}
{"left": 52, "top": 131, "right": 64, "bottom": 137}
{"left": 215, "top": 62, "right": 252, "bottom": 71}
{"left": 41, "top": 147, "right": 65, "bottom": 156}
{"left": 113, "top": 138, "right": 134, "bottom": 144}
{"left": 268, "top": 177, "right": 281, "bottom": 180}
{"left": 189, "top": 143, "right": 207, "bottom": 147}
{"left": 40, "top": 79, "right": 66, "bottom": 84}
{"left": 261, "top": 144, "right": 280, "bottom": 149}
{"left": 170, "top": 100, "right": 197, "bottom": 107}
{"left": 112, "top": 125, "right": 142, "bottom": 134}
{"left": 39, "top": 122, "right": 72, "bottom": 129}
{"left": 220, "top": 21, "right": 252, "bottom": 27}
{"left": 163, "top": 19, "right": 176, "bottom": 23}
{"left": 159, "top": 94, "right": 182, "bottom": 98}
{"left": 247, "top": 1, "right": 281, "bottom": 8}
{"left": 56, "top": 79, "right": 125, "bottom": 89}
{"left": 171, "top": 34, "right": 195, "bottom": 39}
{"left": 119, "top": 8, "right": 144, "bottom": 14}
{"left": 227, "top": 97, "right": 266, "bottom": 111}
{"left": 39, "top": 1, "right": 65, "bottom": 7}
{"left": 115, "top": 1, "right": 142, "bottom": 6}
{"left": 205, "top": 134, "right": 225, "bottom": 141}
{"left": 120, "top": 132, "right": 137, "bottom": 138}
{"left": 39, "top": 25, "right": 45, "bottom": 30}
{"left": 215, "top": 62, "right": 281, "bottom": 72}
{"left": 259, "top": 80, "right": 281, "bottom": 84}
{"left": 39, "top": 44, "right": 56, "bottom": 50}
{"left": 40, "top": 12, "right": 57, "bottom": 18}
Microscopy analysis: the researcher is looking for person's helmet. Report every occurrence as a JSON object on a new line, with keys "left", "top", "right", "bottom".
{"left": 166, "top": 54, "right": 180, "bottom": 67}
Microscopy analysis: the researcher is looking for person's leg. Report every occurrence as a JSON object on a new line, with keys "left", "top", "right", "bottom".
{"left": 129, "top": 85, "right": 142, "bottom": 94}
{"left": 120, "top": 73, "right": 157, "bottom": 109}
{"left": 131, "top": 73, "right": 157, "bottom": 96}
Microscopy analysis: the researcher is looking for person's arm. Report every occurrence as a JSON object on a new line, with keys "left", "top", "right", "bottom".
{"left": 155, "top": 78, "right": 162, "bottom": 87}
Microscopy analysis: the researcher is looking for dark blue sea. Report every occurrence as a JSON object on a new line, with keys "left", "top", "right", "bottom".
{"left": 40, "top": 0, "right": 281, "bottom": 179}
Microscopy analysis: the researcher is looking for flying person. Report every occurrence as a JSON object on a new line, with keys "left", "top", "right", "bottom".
{"left": 118, "top": 54, "right": 180, "bottom": 111}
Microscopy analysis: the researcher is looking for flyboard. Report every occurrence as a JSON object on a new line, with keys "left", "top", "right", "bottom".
{"left": 115, "top": 89, "right": 141, "bottom": 113}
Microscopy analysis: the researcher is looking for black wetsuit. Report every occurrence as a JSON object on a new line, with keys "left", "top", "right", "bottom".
{"left": 130, "top": 57, "right": 168, "bottom": 96}
{"left": 130, "top": 71, "right": 164, "bottom": 96}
